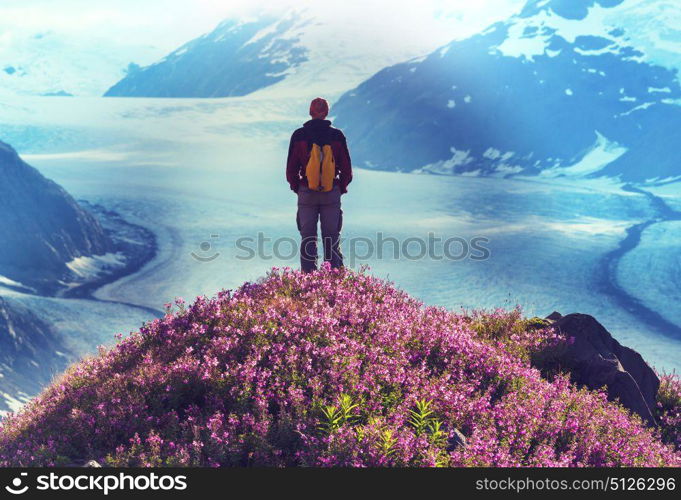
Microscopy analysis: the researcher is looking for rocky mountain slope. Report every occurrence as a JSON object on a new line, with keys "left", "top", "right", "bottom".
{"left": 332, "top": 0, "right": 681, "bottom": 183}
{"left": 105, "top": 15, "right": 309, "bottom": 98}
{"left": 0, "top": 139, "right": 160, "bottom": 412}
{"left": 1, "top": 267, "right": 678, "bottom": 467}
{"left": 0, "top": 140, "right": 112, "bottom": 295}
{"left": 0, "top": 297, "right": 74, "bottom": 416}
{"left": 103, "top": 5, "right": 502, "bottom": 99}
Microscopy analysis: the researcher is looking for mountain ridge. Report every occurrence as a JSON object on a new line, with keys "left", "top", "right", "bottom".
{"left": 0, "top": 140, "right": 113, "bottom": 294}
{"left": 104, "top": 14, "right": 309, "bottom": 98}
{"left": 331, "top": 0, "right": 681, "bottom": 183}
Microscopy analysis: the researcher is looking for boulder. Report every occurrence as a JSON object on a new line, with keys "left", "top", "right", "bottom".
{"left": 62, "top": 458, "right": 102, "bottom": 467}
{"left": 446, "top": 428, "right": 467, "bottom": 452}
{"left": 546, "top": 313, "right": 659, "bottom": 426}
{"left": 546, "top": 311, "right": 563, "bottom": 321}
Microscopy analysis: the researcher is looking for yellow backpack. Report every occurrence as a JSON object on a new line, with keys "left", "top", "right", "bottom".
{"left": 305, "top": 143, "right": 335, "bottom": 192}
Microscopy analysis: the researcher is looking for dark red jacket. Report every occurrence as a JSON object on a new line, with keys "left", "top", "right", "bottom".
{"left": 286, "top": 119, "right": 353, "bottom": 194}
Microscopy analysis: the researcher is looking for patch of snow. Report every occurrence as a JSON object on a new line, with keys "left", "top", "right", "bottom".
{"left": 464, "top": 95, "right": 472, "bottom": 103}
{"left": 544, "top": 217, "right": 631, "bottom": 237}
{"left": 420, "top": 147, "right": 474, "bottom": 175}
{"left": 565, "top": 88, "right": 573, "bottom": 96}
{"left": 618, "top": 101, "right": 655, "bottom": 117}
{"left": 0, "top": 391, "right": 29, "bottom": 416}
{"left": 0, "top": 275, "right": 29, "bottom": 290}
{"left": 493, "top": 6, "right": 632, "bottom": 62}
{"left": 494, "top": 20, "right": 548, "bottom": 60}
{"left": 644, "top": 175, "right": 681, "bottom": 184}
{"left": 244, "top": 19, "right": 282, "bottom": 46}
{"left": 408, "top": 55, "right": 427, "bottom": 64}
{"left": 447, "top": 99, "right": 456, "bottom": 108}
{"left": 662, "top": 98, "right": 681, "bottom": 106}
{"left": 0, "top": 28, "right": 164, "bottom": 96}
{"left": 574, "top": 46, "right": 616, "bottom": 57}
{"left": 253, "top": 5, "right": 523, "bottom": 98}
{"left": 495, "top": 164, "right": 524, "bottom": 175}
{"left": 540, "top": 131, "right": 627, "bottom": 177}
{"left": 66, "top": 252, "right": 126, "bottom": 280}
{"left": 483, "top": 147, "right": 502, "bottom": 160}
{"left": 603, "top": 0, "right": 681, "bottom": 75}
{"left": 483, "top": 148, "right": 515, "bottom": 162}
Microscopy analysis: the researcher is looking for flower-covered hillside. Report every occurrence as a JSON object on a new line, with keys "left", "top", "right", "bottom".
{"left": 0, "top": 267, "right": 679, "bottom": 467}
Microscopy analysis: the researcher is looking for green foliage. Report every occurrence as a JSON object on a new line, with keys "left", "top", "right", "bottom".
{"left": 408, "top": 399, "right": 435, "bottom": 435}
{"left": 318, "top": 394, "right": 359, "bottom": 434}
{"left": 378, "top": 429, "right": 397, "bottom": 457}
{"left": 427, "top": 420, "right": 447, "bottom": 448}
{"left": 408, "top": 398, "right": 448, "bottom": 465}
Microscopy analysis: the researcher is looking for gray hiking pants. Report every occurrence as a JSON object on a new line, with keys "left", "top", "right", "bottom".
{"left": 296, "top": 184, "right": 344, "bottom": 273}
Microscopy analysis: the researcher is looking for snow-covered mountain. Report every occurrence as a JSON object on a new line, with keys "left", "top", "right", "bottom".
{"left": 104, "top": 5, "right": 524, "bottom": 100}
{"left": 103, "top": 8, "right": 440, "bottom": 99}
{"left": 332, "top": 0, "right": 681, "bottom": 183}
{"left": 105, "top": 14, "right": 309, "bottom": 98}
{"left": 0, "top": 30, "right": 163, "bottom": 97}
{"left": 1, "top": 2, "right": 529, "bottom": 99}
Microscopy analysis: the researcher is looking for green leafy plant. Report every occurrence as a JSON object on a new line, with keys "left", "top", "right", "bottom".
{"left": 427, "top": 420, "right": 447, "bottom": 448}
{"left": 379, "top": 429, "right": 397, "bottom": 457}
{"left": 408, "top": 399, "right": 435, "bottom": 435}
{"left": 318, "top": 394, "right": 359, "bottom": 434}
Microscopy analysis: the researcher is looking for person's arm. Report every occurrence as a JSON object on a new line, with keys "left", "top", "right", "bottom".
{"left": 286, "top": 132, "right": 301, "bottom": 193}
{"left": 337, "top": 132, "right": 353, "bottom": 194}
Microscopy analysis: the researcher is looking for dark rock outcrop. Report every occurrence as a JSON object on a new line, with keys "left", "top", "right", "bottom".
{"left": 0, "top": 140, "right": 111, "bottom": 294}
{"left": 446, "top": 428, "right": 467, "bottom": 452}
{"left": 546, "top": 311, "right": 563, "bottom": 321}
{"left": 545, "top": 312, "right": 659, "bottom": 425}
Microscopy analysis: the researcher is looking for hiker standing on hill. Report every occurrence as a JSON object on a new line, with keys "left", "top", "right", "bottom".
{"left": 286, "top": 97, "right": 353, "bottom": 273}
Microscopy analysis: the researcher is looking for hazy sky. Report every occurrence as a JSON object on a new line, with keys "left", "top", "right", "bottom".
{"left": 0, "top": 0, "right": 528, "bottom": 52}
{"left": 0, "top": 0, "right": 530, "bottom": 96}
